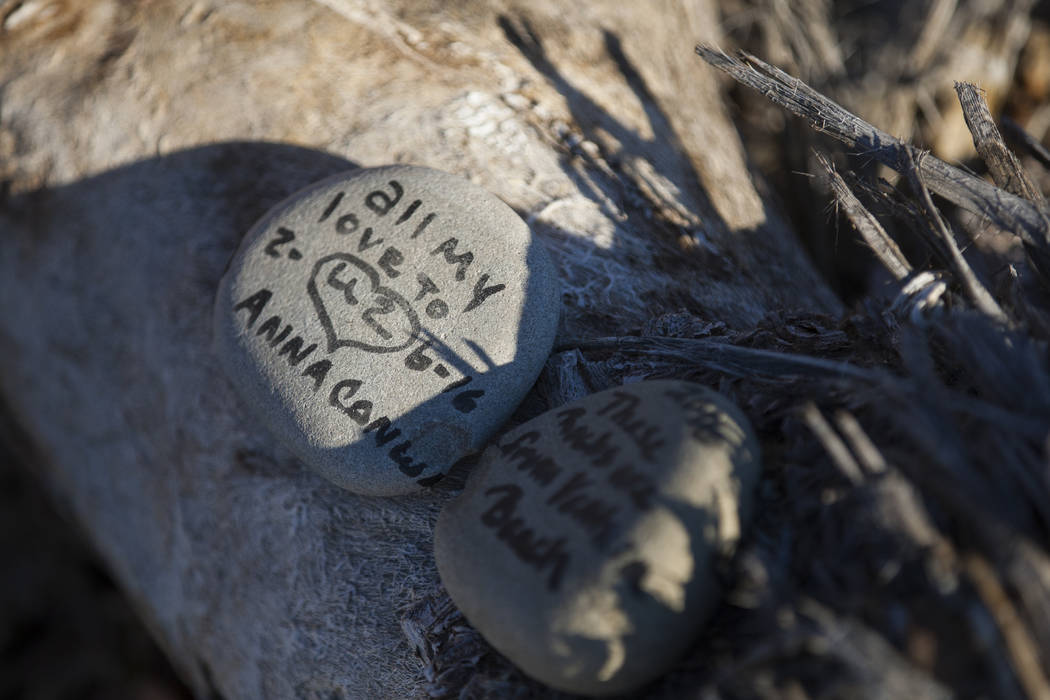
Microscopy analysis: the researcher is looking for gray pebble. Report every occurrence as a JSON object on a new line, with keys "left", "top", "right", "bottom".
{"left": 434, "top": 380, "right": 761, "bottom": 695}
{"left": 213, "top": 165, "right": 560, "bottom": 495}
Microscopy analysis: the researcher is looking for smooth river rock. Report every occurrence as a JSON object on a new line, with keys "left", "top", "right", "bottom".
{"left": 434, "top": 380, "right": 761, "bottom": 695}
{"left": 213, "top": 165, "right": 560, "bottom": 496}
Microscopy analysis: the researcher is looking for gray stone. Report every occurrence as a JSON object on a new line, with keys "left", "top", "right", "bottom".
{"left": 434, "top": 380, "right": 761, "bottom": 696}
{"left": 213, "top": 165, "right": 560, "bottom": 496}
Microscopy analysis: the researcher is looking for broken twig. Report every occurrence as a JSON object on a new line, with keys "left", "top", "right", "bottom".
{"left": 955, "top": 83, "right": 1046, "bottom": 206}
{"left": 901, "top": 147, "right": 1009, "bottom": 323}
{"left": 816, "top": 151, "right": 912, "bottom": 281}
{"left": 694, "top": 46, "right": 1050, "bottom": 254}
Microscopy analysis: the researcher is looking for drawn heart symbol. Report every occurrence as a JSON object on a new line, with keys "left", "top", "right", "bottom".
{"left": 307, "top": 253, "right": 420, "bottom": 354}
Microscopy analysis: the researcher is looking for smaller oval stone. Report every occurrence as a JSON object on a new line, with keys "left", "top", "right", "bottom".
{"left": 213, "top": 165, "right": 560, "bottom": 495}
{"left": 434, "top": 380, "right": 761, "bottom": 696}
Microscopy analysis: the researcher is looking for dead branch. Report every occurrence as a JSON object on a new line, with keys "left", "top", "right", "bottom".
{"left": 954, "top": 82, "right": 1047, "bottom": 206}
{"left": 815, "top": 151, "right": 912, "bottom": 281}
{"left": 901, "top": 147, "right": 1008, "bottom": 322}
{"left": 695, "top": 46, "right": 1050, "bottom": 256}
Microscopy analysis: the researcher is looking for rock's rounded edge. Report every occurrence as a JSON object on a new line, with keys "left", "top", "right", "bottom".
{"left": 212, "top": 164, "right": 562, "bottom": 496}
{"left": 434, "top": 380, "right": 762, "bottom": 694}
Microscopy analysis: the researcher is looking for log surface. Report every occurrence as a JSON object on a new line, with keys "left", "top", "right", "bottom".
{"left": 0, "top": 1, "right": 837, "bottom": 697}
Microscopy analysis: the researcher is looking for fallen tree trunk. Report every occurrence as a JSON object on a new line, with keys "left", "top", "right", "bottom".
{"left": 0, "top": 1, "right": 838, "bottom": 697}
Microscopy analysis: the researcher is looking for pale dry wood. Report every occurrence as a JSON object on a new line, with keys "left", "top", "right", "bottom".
{"left": 695, "top": 46, "right": 1050, "bottom": 272}
{"left": 567, "top": 332, "right": 1048, "bottom": 444}
{"left": 953, "top": 82, "right": 1050, "bottom": 290}
{"left": 965, "top": 554, "right": 1050, "bottom": 700}
{"left": 955, "top": 82, "right": 1047, "bottom": 206}
{"left": 900, "top": 147, "right": 1008, "bottom": 323}
{"left": 0, "top": 1, "right": 838, "bottom": 698}
{"left": 801, "top": 403, "right": 864, "bottom": 486}
{"left": 561, "top": 334, "right": 889, "bottom": 383}
{"left": 831, "top": 411, "right": 887, "bottom": 476}
{"left": 815, "top": 151, "right": 913, "bottom": 281}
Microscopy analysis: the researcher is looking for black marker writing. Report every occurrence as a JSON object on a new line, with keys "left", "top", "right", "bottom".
{"left": 555, "top": 407, "right": 620, "bottom": 465}
{"left": 389, "top": 441, "right": 427, "bottom": 477}
{"left": 431, "top": 238, "right": 473, "bottom": 281}
{"left": 328, "top": 380, "right": 428, "bottom": 476}
{"left": 414, "top": 273, "right": 439, "bottom": 300}
{"left": 264, "top": 227, "right": 300, "bottom": 259}
{"left": 547, "top": 472, "right": 619, "bottom": 550}
{"left": 452, "top": 389, "right": 484, "bottom": 413}
{"left": 481, "top": 484, "right": 570, "bottom": 592}
{"left": 357, "top": 227, "right": 384, "bottom": 251}
{"left": 377, "top": 246, "right": 404, "bottom": 277}
{"left": 396, "top": 199, "right": 421, "bottom": 224}
{"left": 607, "top": 464, "right": 655, "bottom": 511}
{"left": 425, "top": 299, "right": 449, "bottom": 319}
{"left": 233, "top": 289, "right": 272, "bottom": 327}
{"left": 336, "top": 212, "right": 359, "bottom": 235}
{"left": 319, "top": 192, "right": 344, "bottom": 222}
{"left": 411, "top": 212, "right": 436, "bottom": 238}
{"left": 256, "top": 316, "right": 292, "bottom": 346}
{"left": 664, "top": 388, "right": 741, "bottom": 444}
{"left": 499, "top": 431, "right": 562, "bottom": 487}
{"left": 365, "top": 180, "right": 403, "bottom": 216}
{"left": 463, "top": 273, "right": 506, "bottom": 313}
{"left": 326, "top": 263, "right": 359, "bottom": 305}
{"left": 595, "top": 391, "right": 665, "bottom": 462}
{"left": 276, "top": 335, "right": 316, "bottom": 366}
{"left": 234, "top": 289, "right": 329, "bottom": 391}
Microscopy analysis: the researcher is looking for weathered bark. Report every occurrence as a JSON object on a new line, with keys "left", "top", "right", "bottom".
{"left": 0, "top": 1, "right": 836, "bottom": 698}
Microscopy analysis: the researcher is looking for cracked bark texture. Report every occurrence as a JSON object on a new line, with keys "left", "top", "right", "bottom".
{"left": 0, "top": 1, "right": 836, "bottom": 697}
